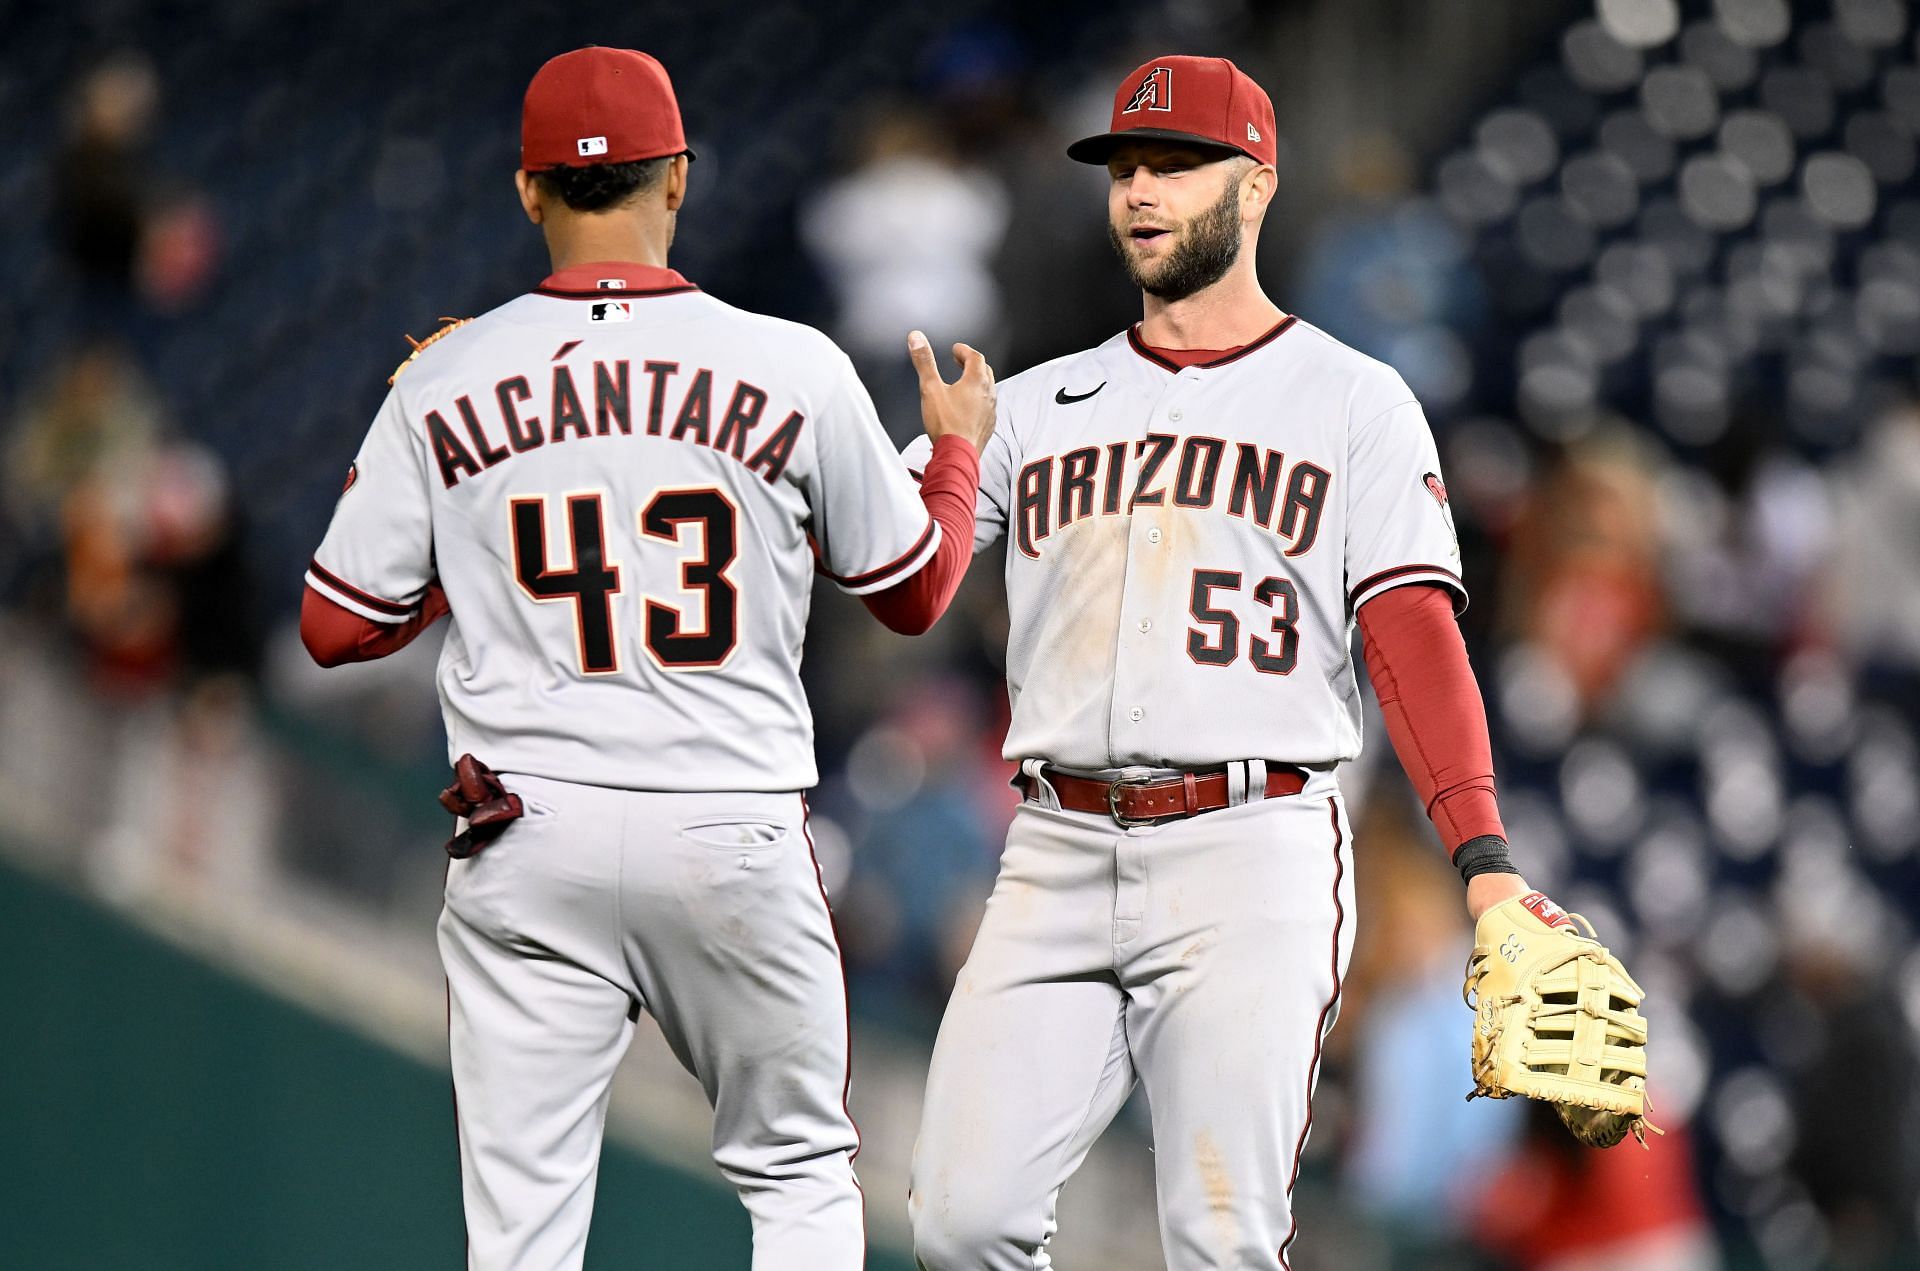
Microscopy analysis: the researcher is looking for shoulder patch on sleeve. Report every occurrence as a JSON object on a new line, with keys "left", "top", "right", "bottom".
{"left": 1424, "top": 470, "right": 1459, "bottom": 544}
{"left": 389, "top": 316, "right": 473, "bottom": 385}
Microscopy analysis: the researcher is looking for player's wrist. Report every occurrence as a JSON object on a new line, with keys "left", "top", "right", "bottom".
{"left": 1464, "top": 870, "right": 1531, "bottom": 921}
{"left": 1454, "top": 834, "right": 1519, "bottom": 885}
{"left": 929, "top": 432, "right": 982, "bottom": 459}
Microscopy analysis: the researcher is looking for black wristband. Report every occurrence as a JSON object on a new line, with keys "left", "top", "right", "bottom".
{"left": 1454, "top": 834, "right": 1519, "bottom": 885}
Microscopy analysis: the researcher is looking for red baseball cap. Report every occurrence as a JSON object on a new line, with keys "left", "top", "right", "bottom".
{"left": 521, "top": 47, "right": 695, "bottom": 172}
{"left": 1068, "top": 55, "right": 1276, "bottom": 168}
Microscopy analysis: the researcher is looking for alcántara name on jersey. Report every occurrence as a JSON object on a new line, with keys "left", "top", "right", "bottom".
{"left": 422, "top": 358, "right": 806, "bottom": 489}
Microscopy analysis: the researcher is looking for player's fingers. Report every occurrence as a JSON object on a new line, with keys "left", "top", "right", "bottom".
{"left": 907, "top": 330, "right": 946, "bottom": 389}
{"left": 952, "top": 342, "right": 992, "bottom": 385}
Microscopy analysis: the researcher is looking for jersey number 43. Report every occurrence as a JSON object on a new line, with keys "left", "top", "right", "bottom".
{"left": 509, "top": 488, "right": 738, "bottom": 674}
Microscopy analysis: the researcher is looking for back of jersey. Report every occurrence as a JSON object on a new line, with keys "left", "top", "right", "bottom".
{"left": 308, "top": 265, "right": 936, "bottom": 791}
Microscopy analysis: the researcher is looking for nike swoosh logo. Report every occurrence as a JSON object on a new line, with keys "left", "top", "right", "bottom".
{"left": 1055, "top": 382, "right": 1106, "bottom": 404}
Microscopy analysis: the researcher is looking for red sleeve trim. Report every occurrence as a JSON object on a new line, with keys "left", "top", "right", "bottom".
{"left": 307, "top": 559, "right": 417, "bottom": 617}
{"left": 301, "top": 583, "right": 448, "bottom": 667}
{"left": 821, "top": 518, "right": 938, "bottom": 588}
{"left": 1348, "top": 562, "right": 1465, "bottom": 607}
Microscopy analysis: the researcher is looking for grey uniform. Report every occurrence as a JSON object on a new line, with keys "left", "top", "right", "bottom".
{"left": 311, "top": 270, "right": 940, "bottom": 1270}
{"left": 902, "top": 317, "right": 1463, "bottom": 1270}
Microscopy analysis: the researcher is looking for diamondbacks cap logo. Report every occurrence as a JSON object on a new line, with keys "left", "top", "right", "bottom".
{"left": 577, "top": 135, "right": 609, "bottom": 157}
{"left": 590, "top": 300, "right": 633, "bottom": 323}
{"left": 1123, "top": 65, "right": 1172, "bottom": 114}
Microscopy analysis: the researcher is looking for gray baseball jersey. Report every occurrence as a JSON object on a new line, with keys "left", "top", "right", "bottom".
{"left": 311, "top": 264, "right": 937, "bottom": 1267}
{"left": 902, "top": 316, "right": 1465, "bottom": 772}
{"left": 309, "top": 269, "right": 938, "bottom": 791}
{"left": 907, "top": 315, "right": 1464, "bottom": 1269}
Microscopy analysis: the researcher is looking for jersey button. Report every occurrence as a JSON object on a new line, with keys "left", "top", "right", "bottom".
{"left": 1138, "top": 618, "right": 1152, "bottom": 633}
{"left": 1147, "top": 527, "right": 1163, "bottom": 544}
{"left": 1129, "top": 707, "right": 1144, "bottom": 722}
{"left": 1169, "top": 408, "right": 1184, "bottom": 421}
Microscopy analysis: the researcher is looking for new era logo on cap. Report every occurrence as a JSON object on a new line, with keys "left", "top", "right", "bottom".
{"left": 1247, "top": 122, "right": 1261, "bottom": 143}
{"left": 577, "top": 135, "right": 609, "bottom": 157}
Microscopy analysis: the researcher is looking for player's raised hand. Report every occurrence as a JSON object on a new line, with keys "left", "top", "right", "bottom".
{"left": 908, "top": 330, "right": 996, "bottom": 451}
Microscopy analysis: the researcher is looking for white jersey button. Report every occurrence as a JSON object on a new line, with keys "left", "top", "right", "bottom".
{"left": 1129, "top": 706, "right": 1144, "bottom": 722}
{"left": 1169, "top": 408, "right": 1184, "bottom": 421}
{"left": 1138, "top": 618, "right": 1152, "bottom": 633}
{"left": 1147, "top": 527, "right": 1163, "bottom": 544}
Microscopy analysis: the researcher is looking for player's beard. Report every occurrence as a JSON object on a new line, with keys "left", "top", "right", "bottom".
{"left": 1108, "top": 180, "right": 1244, "bottom": 301}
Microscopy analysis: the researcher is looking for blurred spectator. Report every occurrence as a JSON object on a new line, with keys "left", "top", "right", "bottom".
{"left": 1338, "top": 806, "right": 1522, "bottom": 1267}
{"left": 1469, "top": 1101, "right": 1718, "bottom": 1271}
{"left": 52, "top": 50, "right": 217, "bottom": 332}
{"left": 1772, "top": 882, "right": 1920, "bottom": 1269}
{"left": 62, "top": 436, "right": 260, "bottom": 694}
{"left": 4, "top": 342, "right": 163, "bottom": 535}
{"left": 1294, "top": 132, "right": 1481, "bottom": 412}
{"left": 1499, "top": 432, "right": 1666, "bottom": 714}
{"left": 53, "top": 53, "right": 160, "bottom": 306}
{"left": 1830, "top": 400, "right": 1920, "bottom": 686}
{"left": 800, "top": 107, "right": 1010, "bottom": 440}
{"left": 835, "top": 679, "right": 1011, "bottom": 1005}
{"left": 1661, "top": 418, "right": 1833, "bottom": 685}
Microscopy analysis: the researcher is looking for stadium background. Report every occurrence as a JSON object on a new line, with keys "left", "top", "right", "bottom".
{"left": 3, "top": 0, "right": 1919, "bottom": 1266}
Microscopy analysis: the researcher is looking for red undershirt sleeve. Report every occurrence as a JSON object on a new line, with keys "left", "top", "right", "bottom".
{"left": 860, "top": 434, "right": 981, "bottom": 636}
{"left": 1358, "top": 583, "right": 1506, "bottom": 855}
{"left": 301, "top": 582, "right": 449, "bottom": 667}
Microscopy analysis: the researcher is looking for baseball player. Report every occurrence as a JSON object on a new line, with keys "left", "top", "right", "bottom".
{"left": 298, "top": 48, "right": 996, "bottom": 1270}
{"left": 903, "top": 56, "right": 1588, "bottom": 1269}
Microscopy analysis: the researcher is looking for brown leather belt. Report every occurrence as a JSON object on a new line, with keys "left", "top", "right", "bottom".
{"left": 1026, "top": 763, "right": 1307, "bottom": 827}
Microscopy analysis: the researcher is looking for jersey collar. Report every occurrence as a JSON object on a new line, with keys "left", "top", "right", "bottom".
{"left": 1126, "top": 314, "right": 1297, "bottom": 372}
{"left": 535, "top": 261, "right": 699, "bottom": 299}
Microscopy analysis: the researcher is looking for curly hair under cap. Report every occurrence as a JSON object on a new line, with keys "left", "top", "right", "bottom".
{"left": 534, "top": 156, "right": 672, "bottom": 212}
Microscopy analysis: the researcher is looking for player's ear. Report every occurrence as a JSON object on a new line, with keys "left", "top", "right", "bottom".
{"left": 663, "top": 153, "right": 690, "bottom": 212}
{"left": 514, "top": 169, "right": 545, "bottom": 225}
{"left": 1241, "top": 161, "right": 1277, "bottom": 220}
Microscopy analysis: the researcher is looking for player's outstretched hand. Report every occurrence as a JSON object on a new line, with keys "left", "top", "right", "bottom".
{"left": 908, "top": 329, "right": 996, "bottom": 451}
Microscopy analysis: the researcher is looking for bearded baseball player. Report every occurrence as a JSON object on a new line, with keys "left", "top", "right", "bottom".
{"left": 298, "top": 47, "right": 996, "bottom": 1270}
{"left": 904, "top": 55, "right": 1652, "bottom": 1270}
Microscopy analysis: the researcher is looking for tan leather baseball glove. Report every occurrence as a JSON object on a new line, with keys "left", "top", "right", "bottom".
{"left": 1462, "top": 891, "right": 1657, "bottom": 1148}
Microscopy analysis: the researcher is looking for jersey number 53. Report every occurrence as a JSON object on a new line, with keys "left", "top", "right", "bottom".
{"left": 509, "top": 488, "right": 738, "bottom": 674}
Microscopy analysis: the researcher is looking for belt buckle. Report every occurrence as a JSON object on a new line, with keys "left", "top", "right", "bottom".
{"left": 1106, "top": 773, "right": 1155, "bottom": 828}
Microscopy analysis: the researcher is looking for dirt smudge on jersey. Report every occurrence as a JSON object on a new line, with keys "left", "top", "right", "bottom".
{"left": 1009, "top": 512, "right": 1132, "bottom": 745}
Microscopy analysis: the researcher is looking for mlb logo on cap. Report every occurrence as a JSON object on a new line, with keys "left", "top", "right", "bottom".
{"left": 577, "top": 136, "right": 609, "bottom": 157}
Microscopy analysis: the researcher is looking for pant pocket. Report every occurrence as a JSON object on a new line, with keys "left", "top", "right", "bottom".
{"left": 678, "top": 815, "right": 792, "bottom": 851}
